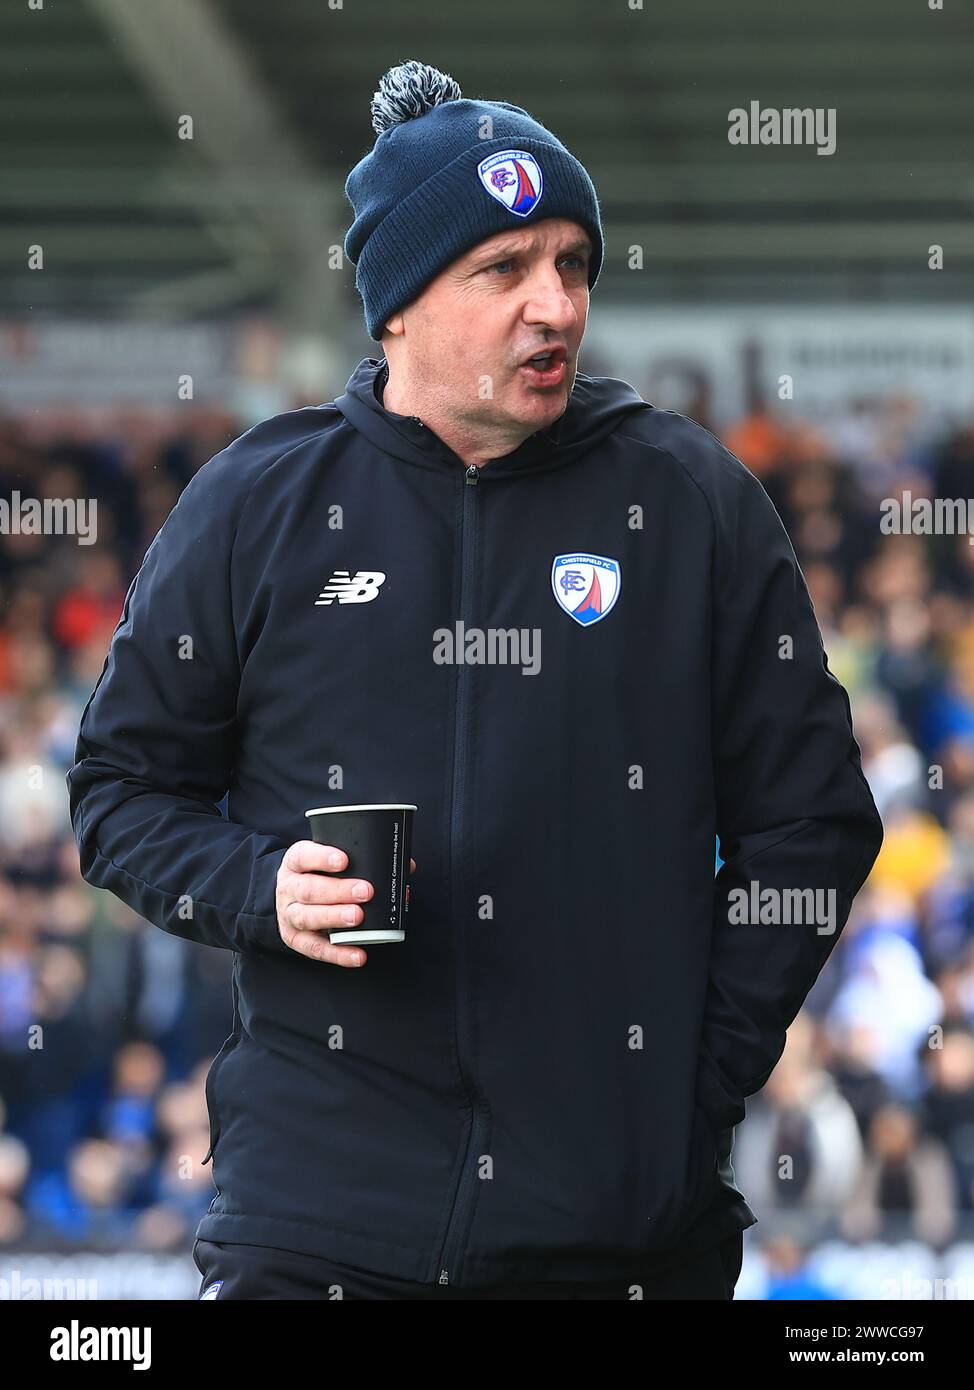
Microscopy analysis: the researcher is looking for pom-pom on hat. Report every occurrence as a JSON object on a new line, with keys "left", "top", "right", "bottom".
{"left": 343, "top": 59, "right": 604, "bottom": 341}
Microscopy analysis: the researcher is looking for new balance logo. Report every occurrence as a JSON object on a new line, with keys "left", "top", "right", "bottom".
{"left": 315, "top": 570, "right": 386, "bottom": 605}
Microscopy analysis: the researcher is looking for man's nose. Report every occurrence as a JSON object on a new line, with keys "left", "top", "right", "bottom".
{"left": 521, "top": 271, "right": 578, "bottom": 332}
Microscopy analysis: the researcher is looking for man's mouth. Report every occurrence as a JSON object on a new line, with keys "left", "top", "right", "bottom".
{"left": 519, "top": 347, "right": 568, "bottom": 387}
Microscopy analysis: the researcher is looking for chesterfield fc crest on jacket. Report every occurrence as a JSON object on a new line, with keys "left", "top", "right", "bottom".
{"left": 551, "top": 553, "right": 621, "bottom": 626}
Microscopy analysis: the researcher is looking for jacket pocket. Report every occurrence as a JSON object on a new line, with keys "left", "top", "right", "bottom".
{"left": 688, "top": 1104, "right": 721, "bottom": 1215}
{"left": 658, "top": 1104, "right": 721, "bottom": 1251}
{"left": 202, "top": 1028, "right": 241, "bottom": 1167}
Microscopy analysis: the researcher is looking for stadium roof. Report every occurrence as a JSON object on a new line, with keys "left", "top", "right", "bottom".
{"left": 2, "top": 0, "right": 972, "bottom": 327}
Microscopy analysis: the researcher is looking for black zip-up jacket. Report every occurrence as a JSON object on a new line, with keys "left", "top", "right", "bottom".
{"left": 67, "top": 357, "right": 883, "bottom": 1289}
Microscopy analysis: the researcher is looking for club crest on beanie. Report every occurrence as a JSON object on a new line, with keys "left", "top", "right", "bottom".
{"left": 343, "top": 59, "right": 605, "bottom": 341}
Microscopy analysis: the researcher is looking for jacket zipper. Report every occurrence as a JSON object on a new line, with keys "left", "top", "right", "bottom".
{"left": 434, "top": 461, "right": 488, "bottom": 1287}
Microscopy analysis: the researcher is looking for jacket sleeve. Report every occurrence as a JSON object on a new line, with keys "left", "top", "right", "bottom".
{"left": 694, "top": 446, "right": 884, "bottom": 1134}
{"left": 66, "top": 458, "right": 292, "bottom": 956}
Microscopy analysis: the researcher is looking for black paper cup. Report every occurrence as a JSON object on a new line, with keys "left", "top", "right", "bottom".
{"left": 304, "top": 803, "right": 416, "bottom": 945}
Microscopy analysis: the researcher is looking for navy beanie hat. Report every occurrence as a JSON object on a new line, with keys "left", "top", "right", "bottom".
{"left": 343, "top": 60, "right": 605, "bottom": 341}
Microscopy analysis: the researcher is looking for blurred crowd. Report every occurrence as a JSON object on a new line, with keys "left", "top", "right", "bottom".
{"left": 2, "top": 380, "right": 974, "bottom": 1298}
{"left": 0, "top": 404, "right": 245, "bottom": 1253}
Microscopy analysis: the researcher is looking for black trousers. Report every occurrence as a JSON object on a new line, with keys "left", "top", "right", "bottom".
{"left": 194, "top": 1230, "right": 744, "bottom": 1301}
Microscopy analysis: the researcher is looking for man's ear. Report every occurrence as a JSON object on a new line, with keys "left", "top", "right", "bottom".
{"left": 382, "top": 312, "right": 405, "bottom": 339}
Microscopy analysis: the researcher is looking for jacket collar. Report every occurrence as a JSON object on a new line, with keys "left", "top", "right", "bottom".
{"left": 332, "top": 357, "right": 650, "bottom": 479}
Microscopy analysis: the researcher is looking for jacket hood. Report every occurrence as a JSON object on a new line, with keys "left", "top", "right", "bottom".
{"left": 333, "top": 356, "right": 651, "bottom": 478}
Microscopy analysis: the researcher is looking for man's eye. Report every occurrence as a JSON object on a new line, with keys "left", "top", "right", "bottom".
{"left": 486, "top": 256, "right": 586, "bottom": 276}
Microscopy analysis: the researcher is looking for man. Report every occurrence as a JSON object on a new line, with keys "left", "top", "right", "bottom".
{"left": 67, "top": 61, "right": 883, "bottom": 1301}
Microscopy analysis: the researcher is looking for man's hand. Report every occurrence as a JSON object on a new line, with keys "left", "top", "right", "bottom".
{"left": 276, "top": 840, "right": 416, "bottom": 966}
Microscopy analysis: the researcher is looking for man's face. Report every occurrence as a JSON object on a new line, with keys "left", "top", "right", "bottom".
{"left": 384, "top": 218, "right": 591, "bottom": 436}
